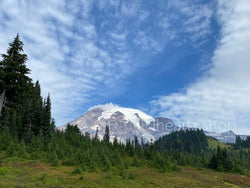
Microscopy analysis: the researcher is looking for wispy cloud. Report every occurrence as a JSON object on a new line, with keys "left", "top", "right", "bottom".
{"left": 150, "top": 0, "right": 250, "bottom": 134}
{"left": 0, "top": 0, "right": 215, "bottom": 125}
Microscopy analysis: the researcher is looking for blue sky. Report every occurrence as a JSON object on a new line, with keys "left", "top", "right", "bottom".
{"left": 0, "top": 0, "right": 250, "bottom": 134}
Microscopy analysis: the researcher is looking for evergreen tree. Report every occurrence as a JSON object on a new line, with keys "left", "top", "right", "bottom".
{"left": 134, "top": 135, "right": 139, "bottom": 148}
{"left": 50, "top": 118, "right": 56, "bottom": 133}
{"left": 95, "top": 127, "right": 99, "bottom": 140}
{"left": 103, "top": 125, "right": 110, "bottom": 143}
{"left": 113, "top": 136, "right": 119, "bottom": 149}
{"left": 208, "top": 145, "right": 233, "bottom": 172}
{"left": 154, "top": 129, "right": 208, "bottom": 154}
{"left": 42, "top": 94, "right": 52, "bottom": 136}
{"left": 235, "top": 135, "right": 242, "bottom": 149}
{"left": 0, "top": 35, "right": 55, "bottom": 140}
{"left": 141, "top": 137, "right": 144, "bottom": 149}
{"left": 125, "top": 139, "right": 134, "bottom": 157}
{"left": 65, "top": 124, "right": 80, "bottom": 134}
{"left": 0, "top": 34, "right": 31, "bottom": 105}
{"left": 31, "top": 81, "right": 44, "bottom": 135}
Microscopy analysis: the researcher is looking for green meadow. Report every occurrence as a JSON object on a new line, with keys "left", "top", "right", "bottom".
{"left": 1, "top": 158, "right": 250, "bottom": 188}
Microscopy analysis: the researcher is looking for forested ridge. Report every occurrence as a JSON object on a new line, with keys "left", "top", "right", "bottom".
{"left": 0, "top": 35, "right": 250, "bottom": 178}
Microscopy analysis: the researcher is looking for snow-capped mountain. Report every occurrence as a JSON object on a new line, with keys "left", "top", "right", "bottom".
{"left": 59, "top": 103, "right": 243, "bottom": 143}
{"left": 59, "top": 103, "right": 177, "bottom": 143}
{"left": 205, "top": 130, "right": 237, "bottom": 143}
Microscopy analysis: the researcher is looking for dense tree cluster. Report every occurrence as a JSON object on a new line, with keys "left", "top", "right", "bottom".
{"left": 155, "top": 129, "right": 208, "bottom": 154}
{"left": 0, "top": 34, "right": 54, "bottom": 143}
{"left": 235, "top": 135, "right": 250, "bottom": 149}
{"left": 208, "top": 145, "right": 233, "bottom": 171}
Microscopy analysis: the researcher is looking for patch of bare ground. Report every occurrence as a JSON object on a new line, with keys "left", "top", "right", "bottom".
{"left": 223, "top": 174, "right": 250, "bottom": 186}
{"left": 182, "top": 168, "right": 200, "bottom": 177}
{"left": 10, "top": 162, "right": 45, "bottom": 170}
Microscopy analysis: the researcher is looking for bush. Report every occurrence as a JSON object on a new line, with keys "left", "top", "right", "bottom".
{"left": 72, "top": 166, "right": 84, "bottom": 175}
{"left": 0, "top": 166, "right": 14, "bottom": 175}
{"left": 105, "top": 171, "right": 112, "bottom": 179}
{"left": 79, "top": 176, "right": 84, "bottom": 180}
{"left": 131, "top": 156, "right": 140, "bottom": 167}
{"left": 50, "top": 151, "right": 61, "bottom": 167}
{"left": 39, "top": 173, "right": 49, "bottom": 185}
{"left": 119, "top": 169, "right": 126, "bottom": 179}
{"left": 128, "top": 172, "right": 136, "bottom": 180}
{"left": 51, "top": 159, "right": 61, "bottom": 167}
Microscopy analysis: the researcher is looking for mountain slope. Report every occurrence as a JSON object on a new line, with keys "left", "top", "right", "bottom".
{"left": 205, "top": 130, "right": 236, "bottom": 143}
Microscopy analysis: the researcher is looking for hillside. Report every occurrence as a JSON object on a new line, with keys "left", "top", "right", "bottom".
{"left": 207, "top": 136, "right": 231, "bottom": 150}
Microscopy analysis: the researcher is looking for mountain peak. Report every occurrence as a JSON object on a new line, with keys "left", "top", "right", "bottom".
{"left": 90, "top": 103, "right": 155, "bottom": 129}
{"left": 59, "top": 103, "right": 176, "bottom": 143}
{"left": 59, "top": 103, "right": 239, "bottom": 143}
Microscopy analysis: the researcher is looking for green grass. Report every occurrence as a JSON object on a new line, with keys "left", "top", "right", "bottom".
{"left": 0, "top": 160, "right": 250, "bottom": 187}
{"left": 207, "top": 136, "right": 231, "bottom": 150}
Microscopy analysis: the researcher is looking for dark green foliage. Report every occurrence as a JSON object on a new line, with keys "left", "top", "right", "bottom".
{"left": 65, "top": 124, "right": 80, "bottom": 134}
{"left": 119, "top": 167, "right": 126, "bottom": 179}
{"left": 125, "top": 139, "right": 134, "bottom": 157}
{"left": 42, "top": 95, "right": 52, "bottom": 136}
{"left": 0, "top": 35, "right": 55, "bottom": 142}
{"left": 50, "top": 151, "right": 61, "bottom": 167}
{"left": 234, "top": 135, "right": 250, "bottom": 149}
{"left": 105, "top": 171, "right": 112, "bottom": 179}
{"left": 128, "top": 171, "right": 136, "bottom": 179}
{"left": 0, "top": 34, "right": 30, "bottom": 104}
{"left": 155, "top": 129, "right": 208, "bottom": 154}
{"left": 94, "top": 127, "right": 98, "bottom": 140}
{"left": 131, "top": 156, "right": 140, "bottom": 167}
{"left": 0, "top": 123, "right": 249, "bottom": 175}
{"left": 0, "top": 129, "right": 13, "bottom": 151}
{"left": 72, "top": 166, "right": 84, "bottom": 175}
{"left": 103, "top": 125, "right": 110, "bottom": 143}
{"left": 235, "top": 135, "right": 242, "bottom": 149}
{"left": 208, "top": 145, "right": 233, "bottom": 172}
{"left": 39, "top": 173, "right": 49, "bottom": 185}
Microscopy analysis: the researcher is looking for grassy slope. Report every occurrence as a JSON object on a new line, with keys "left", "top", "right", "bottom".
{"left": 207, "top": 136, "right": 231, "bottom": 150}
{"left": 0, "top": 159, "right": 250, "bottom": 188}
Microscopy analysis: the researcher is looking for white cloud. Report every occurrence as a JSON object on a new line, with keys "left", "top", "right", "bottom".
{"left": 150, "top": 0, "right": 250, "bottom": 135}
{"left": 0, "top": 0, "right": 216, "bottom": 126}
{"left": 158, "top": 1, "right": 212, "bottom": 50}
{"left": 0, "top": 0, "right": 138, "bottom": 125}
{"left": 134, "top": 31, "right": 162, "bottom": 53}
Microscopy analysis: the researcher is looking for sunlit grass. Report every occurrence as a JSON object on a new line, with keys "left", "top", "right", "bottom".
{"left": 1, "top": 159, "right": 250, "bottom": 187}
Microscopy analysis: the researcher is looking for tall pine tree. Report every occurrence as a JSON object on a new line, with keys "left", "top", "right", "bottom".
{"left": 0, "top": 34, "right": 55, "bottom": 140}
{"left": 103, "top": 125, "right": 110, "bottom": 143}
{"left": 42, "top": 94, "right": 52, "bottom": 136}
{"left": 0, "top": 34, "right": 31, "bottom": 105}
